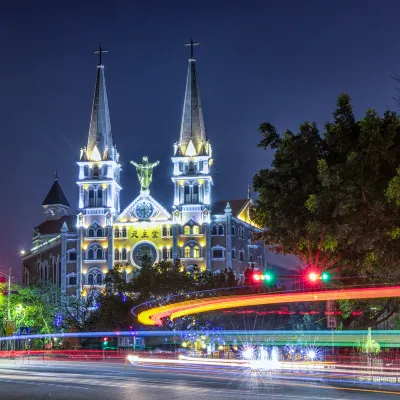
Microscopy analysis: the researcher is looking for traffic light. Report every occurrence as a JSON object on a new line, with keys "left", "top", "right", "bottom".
{"left": 253, "top": 271, "right": 275, "bottom": 285}
{"left": 103, "top": 337, "right": 109, "bottom": 347}
{"left": 321, "top": 271, "right": 330, "bottom": 282}
{"left": 308, "top": 272, "right": 318, "bottom": 282}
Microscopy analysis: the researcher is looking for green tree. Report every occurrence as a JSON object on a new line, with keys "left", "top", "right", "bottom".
{"left": 0, "top": 282, "right": 61, "bottom": 334}
{"left": 253, "top": 94, "right": 400, "bottom": 328}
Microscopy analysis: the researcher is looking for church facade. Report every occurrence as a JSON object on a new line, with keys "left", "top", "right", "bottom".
{"left": 21, "top": 45, "right": 268, "bottom": 296}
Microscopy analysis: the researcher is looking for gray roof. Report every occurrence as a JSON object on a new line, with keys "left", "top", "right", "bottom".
{"left": 42, "top": 178, "right": 70, "bottom": 207}
{"left": 87, "top": 64, "right": 113, "bottom": 160}
{"left": 213, "top": 199, "right": 249, "bottom": 216}
{"left": 179, "top": 58, "right": 206, "bottom": 155}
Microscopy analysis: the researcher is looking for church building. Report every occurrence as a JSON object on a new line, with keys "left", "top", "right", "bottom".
{"left": 21, "top": 43, "right": 270, "bottom": 296}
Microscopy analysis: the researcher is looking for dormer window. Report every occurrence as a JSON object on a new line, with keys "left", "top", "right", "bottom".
{"left": 193, "top": 225, "right": 200, "bottom": 235}
{"left": 184, "top": 225, "right": 191, "bottom": 235}
{"left": 93, "top": 165, "right": 99, "bottom": 177}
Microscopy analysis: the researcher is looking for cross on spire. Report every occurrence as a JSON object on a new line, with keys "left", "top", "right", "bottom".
{"left": 185, "top": 38, "right": 199, "bottom": 59}
{"left": 54, "top": 170, "right": 58, "bottom": 181}
{"left": 94, "top": 44, "right": 108, "bottom": 65}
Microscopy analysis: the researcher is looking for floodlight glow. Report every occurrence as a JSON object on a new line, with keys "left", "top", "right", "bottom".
{"left": 242, "top": 347, "right": 254, "bottom": 360}
{"left": 307, "top": 350, "right": 316, "bottom": 361}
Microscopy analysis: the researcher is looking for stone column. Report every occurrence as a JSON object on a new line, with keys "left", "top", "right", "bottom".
{"left": 205, "top": 223, "right": 212, "bottom": 270}
{"left": 172, "top": 224, "right": 179, "bottom": 260}
{"left": 60, "top": 223, "right": 68, "bottom": 293}
{"left": 225, "top": 203, "right": 232, "bottom": 270}
{"left": 76, "top": 227, "right": 83, "bottom": 297}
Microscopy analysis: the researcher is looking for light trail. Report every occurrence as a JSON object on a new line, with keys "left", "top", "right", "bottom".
{"left": 137, "top": 285, "right": 400, "bottom": 325}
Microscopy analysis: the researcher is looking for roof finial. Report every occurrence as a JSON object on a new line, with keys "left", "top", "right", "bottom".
{"left": 247, "top": 185, "right": 251, "bottom": 199}
{"left": 55, "top": 170, "right": 58, "bottom": 181}
{"left": 185, "top": 37, "right": 199, "bottom": 59}
{"left": 94, "top": 44, "right": 108, "bottom": 65}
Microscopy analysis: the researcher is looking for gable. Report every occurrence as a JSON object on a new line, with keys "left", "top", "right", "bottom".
{"left": 117, "top": 192, "right": 172, "bottom": 222}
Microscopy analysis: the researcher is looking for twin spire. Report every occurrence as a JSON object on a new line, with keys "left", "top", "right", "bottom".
{"left": 82, "top": 40, "right": 208, "bottom": 161}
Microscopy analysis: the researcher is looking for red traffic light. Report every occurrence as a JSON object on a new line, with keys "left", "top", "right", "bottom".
{"left": 308, "top": 272, "right": 318, "bottom": 282}
{"left": 103, "top": 337, "right": 108, "bottom": 342}
{"left": 253, "top": 274, "right": 261, "bottom": 281}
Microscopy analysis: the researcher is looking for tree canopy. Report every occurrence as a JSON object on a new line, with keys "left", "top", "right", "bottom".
{"left": 253, "top": 94, "right": 400, "bottom": 327}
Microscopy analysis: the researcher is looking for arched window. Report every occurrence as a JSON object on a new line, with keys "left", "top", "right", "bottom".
{"left": 87, "top": 249, "right": 95, "bottom": 260}
{"left": 84, "top": 165, "right": 89, "bottom": 177}
{"left": 184, "top": 225, "right": 191, "bottom": 235}
{"left": 239, "top": 249, "right": 245, "bottom": 262}
{"left": 121, "top": 248, "right": 127, "bottom": 260}
{"left": 193, "top": 225, "right": 200, "bottom": 235}
{"left": 232, "top": 247, "right": 236, "bottom": 260}
{"left": 88, "top": 228, "right": 95, "bottom": 238}
{"left": 102, "top": 165, "right": 108, "bottom": 177}
{"left": 96, "top": 248, "right": 103, "bottom": 260}
{"left": 188, "top": 161, "right": 195, "bottom": 173}
{"left": 218, "top": 224, "right": 224, "bottom": 235}
{"left": 193, "top": 184, "right": 199, "bottom": 203}
{"left": 97, "top": 188, "right": 103, "bottom": 206}
{"left": 88, "top": 189, "right": 95, "bottom": 207}
{"left": 88, "top": 273, "right": 94, "bottom": 285}
{"left": 231, "top": 224, "right": 236, "bottom": 236}
{"left": 115, "top": 227, "right": 120, "bottom": 238}
{"left": 122, "top": 227, "right": 127, "bottom": 238}
{"left": 184, "top": 246, "right": 191, "bottom": 258}
{"left": 162, "top": 247, "right": 168, "bottom": 260}
{"left": 96, "top": 228, "right": 103, "bottom": 237}
{"left": 96, "top": 274, "right": 103, "bottom": 285}
{"left": 162, "top": 225, "right": 168, "bottom": 237}
{"left": 114, "top": 249, "right": 120, "bottom": 261}
{"left": 93, "top": 165, "right": 99, "bottom": 177}
{"left": 184, "top": 184, "right": 190, "bottom": 203}
{"left": 193, "top": 246, "right": 200, "bottom": 258}
{"left": 179, "top": 161, "right": 184, "bottom": 172}
{"left": 211, "top": 225, "right": 217, "bottom": 235}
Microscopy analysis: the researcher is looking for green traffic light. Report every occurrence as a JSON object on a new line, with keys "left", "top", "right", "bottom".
{"left": 321, "top": 271, "right": 330, "bottom": 282}
{"left": 263, "top": 271, "right": 275, "bottom": 284}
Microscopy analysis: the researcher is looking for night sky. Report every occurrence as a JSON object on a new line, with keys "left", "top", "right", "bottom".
{"left": 2, "top": 0, "right": 400, "bottom": 277}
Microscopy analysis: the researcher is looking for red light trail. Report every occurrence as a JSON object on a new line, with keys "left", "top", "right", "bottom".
{"left": 137, "top": 286, "right": 400, "bottom": 326}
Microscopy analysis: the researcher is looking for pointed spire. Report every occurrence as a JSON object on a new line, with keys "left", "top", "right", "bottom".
{"left": 42, "top": 174, "right": 70, "bottom": 207}
{"left": 179, "top": 39, "right": 206, "bottom": 156}
{"left": 86, "top": 45, "right": 113, "bottom": 161}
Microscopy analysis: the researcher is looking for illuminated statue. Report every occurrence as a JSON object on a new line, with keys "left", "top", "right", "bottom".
{"left": 131, "top": 156, "right": 159, "bottom": 193}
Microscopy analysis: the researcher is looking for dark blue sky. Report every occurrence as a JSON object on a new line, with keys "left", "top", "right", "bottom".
{"left": 2, "top": 0, "right": 400, "bottom": 275}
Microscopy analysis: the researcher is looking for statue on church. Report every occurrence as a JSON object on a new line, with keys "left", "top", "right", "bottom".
{"left": 131, "top": 156, "right": 159, "bottom": 193}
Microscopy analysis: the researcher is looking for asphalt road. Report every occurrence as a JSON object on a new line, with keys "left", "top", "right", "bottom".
{"left": 0, "top": 360, "right": 399, "bottom": 399}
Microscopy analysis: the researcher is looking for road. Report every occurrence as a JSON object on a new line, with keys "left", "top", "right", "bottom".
{"left": 0, "top": 360, "right": 399, "bottom": 399}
